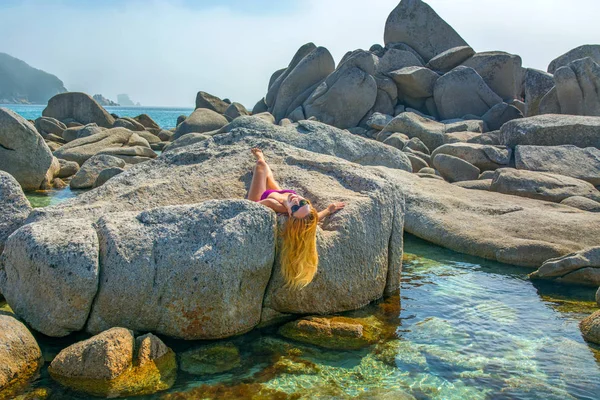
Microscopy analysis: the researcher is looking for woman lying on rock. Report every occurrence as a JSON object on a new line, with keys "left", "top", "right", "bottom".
{"left": 248, "top": 148, "right": 345, "bottom": 289}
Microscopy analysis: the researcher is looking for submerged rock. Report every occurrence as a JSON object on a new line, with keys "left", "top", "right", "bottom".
{"left": 580, "top": 310, "right": 600, "bottom": 345}
{"left": 180, "top": 343, "right": 241, "bottom": 375}
{"left": 48, "top": 327, "right": 176, "bottom": 398}
{"left": 0, "top": 312, "right": 43, "bottom": 399}
{"left": 278, "top": 316, "right": 383, "bottom": 350}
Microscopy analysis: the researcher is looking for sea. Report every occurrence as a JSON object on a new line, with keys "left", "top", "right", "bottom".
{"left": 1, "top": 104, "right": 193, "bottom": 130}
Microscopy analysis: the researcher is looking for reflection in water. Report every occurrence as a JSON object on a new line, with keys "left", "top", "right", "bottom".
{"left": 5, "top": 233, "right": 600, "bottom": 399}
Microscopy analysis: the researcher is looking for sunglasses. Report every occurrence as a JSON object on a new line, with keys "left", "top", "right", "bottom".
{"left": 291, "top": 200, "right": 310, "bottom": 214}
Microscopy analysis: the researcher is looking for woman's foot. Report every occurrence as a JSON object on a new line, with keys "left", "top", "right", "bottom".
{"left": 251, "top": 148, "right": 265, "bottom": 162}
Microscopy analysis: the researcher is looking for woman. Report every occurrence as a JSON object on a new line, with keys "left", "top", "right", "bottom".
{"left": 248, "top": 148, "right": 345, "bottom": 289}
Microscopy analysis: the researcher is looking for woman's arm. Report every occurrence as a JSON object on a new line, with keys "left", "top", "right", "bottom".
{"left": 258, "top": 198, "right": 288, "bottom": 214}
{"left": 318, "top": 202, "right": 346, "bottom": 221}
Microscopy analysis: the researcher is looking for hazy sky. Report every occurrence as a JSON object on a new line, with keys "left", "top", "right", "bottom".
{"left": 1, "top": 0, "right": 598, "bottom": 107}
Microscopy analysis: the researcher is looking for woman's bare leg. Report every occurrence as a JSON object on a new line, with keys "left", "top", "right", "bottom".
{"left": 265, "top": 161, "right": 282, "bottom": 191}
{"left": 248, "top": 148, "right": 269, "bottom": 201}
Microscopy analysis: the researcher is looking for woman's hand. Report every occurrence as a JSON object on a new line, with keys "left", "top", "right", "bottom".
{"left": 327, "top": 202, "right": 345, "bottom": 214}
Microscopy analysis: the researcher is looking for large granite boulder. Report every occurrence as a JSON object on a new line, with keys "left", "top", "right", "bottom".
{"left": 70, "top": 154, "right": 127, "bottom": 189}
{"left": 53, "top": 128, "right": 151, "bottom": 165}
{"left": 43, "top": 92, "right": 115, "bottom": 128}
{"left": 499, "top": 115, "right": 600, "bottom": 148}
{"left": 0, "top": 219, "right": 100, "bottom": 337}
{"left": 266, "top": 43, "right": 317, "bottom": 109}
{"left": 373, "top": 168, "right": 600, "bottom": 267}
{"left": 554, "top": 57, "right": 600, "bottom": 116}
{"left": 172, "top": 108, "right": 228, "bottom": 140}
{"left": 548, "top": 44, "right": 600, "bottom": 74}
{"left": 0, "top": 172, "right": 31, "bottom": 255}
{"left": 490, "top": 168, "right": 600, "bottom": 203}
{"left": 524, "top": 68, "right": 555, "bottom": 116}
{"left": 195, "top": 91, "right": 229, "bottom": 114}
{"left": 530, "top": 246, "right": 600, "bottom": 286}
{"left": 270, "top": 46, "right": 335, "bottom": 122}
{"left": 515, "top": 145, "right": 600, "bottom": 186}
{"left": 86, "top": 201, "right": 276, "bottom": 339}
{"left": 431, "top": 143, "right": 511, "bottom": 171}
{"left": 0, "top": 108, "right": 56, "bottom": 190}
{"left": 224, "top": 102, "right": 250, "bottom": 120}
{"left": 304, "top": 51, "right": 378, "bottom": 129}
{"left": 461, "top": 51, "right": 524, "bottom": 100}
{"left": 9, "top": 119, "right": 406, "bottom": 337}
{"left": 0, "top": 312, "right": 43, "bottom": 399}
{"left": 384, "top": 0, "right": 469, "bottom": 62}
{"left": 434, "top": 66, "right": 503, "bottom": 120}
{"left": 49, "top": 327, "right": 176, "bottom": 397}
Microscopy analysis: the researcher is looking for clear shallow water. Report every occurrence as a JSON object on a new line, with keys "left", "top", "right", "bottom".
{"left": 0, "top": 104, "right": 193, "bottom": 129}
{"left": 3, "top": 233, "right": 599, "bottom": 399}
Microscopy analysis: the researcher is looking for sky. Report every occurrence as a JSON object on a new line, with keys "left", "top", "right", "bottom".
{"left": 1, "top": 0, "right": 598, "bottom": 107}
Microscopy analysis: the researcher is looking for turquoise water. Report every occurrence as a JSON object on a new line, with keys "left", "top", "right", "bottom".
{"left": 1, "top": 104, "right": 193, "bottom": 130}
{"left": 4, "top": 231, "right": 600, "bottom": 399}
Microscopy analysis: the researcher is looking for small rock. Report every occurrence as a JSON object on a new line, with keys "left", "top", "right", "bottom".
{"left": 403, "top": 137, "right": 430, "bottom": 154}
{"left": 481, "top": 102, "right": 523, "bottom": 131}
{"left": 70, "top": 155, "right": 126, "bottom": 189}
{"left": 490, "top": 168, "right": 600, "bottom": 203}
{"left": 405, "top": 153, "right": 429, "bottom": 172}
{"left": 57, "top": 159, "right": 79, "bottom": 178}
{"left": 433, "top": 154, "right": 481, "bottom": 182}
{"left": 93, "top": 167, "right": 125, "bottom": 188}
{"left": 366, "top": 112, "right": 393, "bottom": 130}
{"left": 454, "top": 179, "right": 492, "bottom": 191}
{"left": 560, "top": 196, "right": 600, "bottom": 212}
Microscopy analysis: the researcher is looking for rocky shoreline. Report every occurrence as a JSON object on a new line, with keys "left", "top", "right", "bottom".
{"left": 1, "top": 0, "right": 600, "bottom": 398}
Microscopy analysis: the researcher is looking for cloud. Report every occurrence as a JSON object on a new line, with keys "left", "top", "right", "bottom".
{"left": 1, "top": 0, "right": 598, "bottom": 107}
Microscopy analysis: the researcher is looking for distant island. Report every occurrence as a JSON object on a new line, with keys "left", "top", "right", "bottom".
{"left": 0, "top": 52, "right": 67, "bottom": 104}
{"left": 117, "top": 93, "right": 141, "bottom": 107}
{"left": 92, "top": 94, "right": 119, "bottom": 106}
